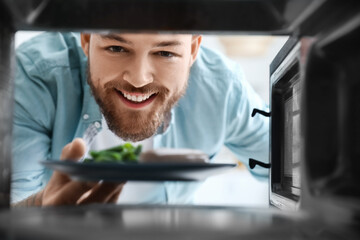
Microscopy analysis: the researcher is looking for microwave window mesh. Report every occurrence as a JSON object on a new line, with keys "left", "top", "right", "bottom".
{"left": 283, "top": 74, "right": 301, "bottom": 195}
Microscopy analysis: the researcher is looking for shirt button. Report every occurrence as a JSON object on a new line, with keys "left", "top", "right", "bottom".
{"left": 94, "top": 121, "right": 101, "bottom": 128}
{"left": 83, "top": 114, "right": 89, "bottom": 120}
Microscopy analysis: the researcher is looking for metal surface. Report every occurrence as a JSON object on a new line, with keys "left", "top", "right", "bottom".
{"left": 0, "top": 3, "right": 15, "bottom": 208}
{"left": 2, "top": 0, "right": 317, "bottom": 34}
{"left": 296, "top": 0, "right": 360, "bottom": 37}
{"left": 0, "top": 205, "right": 359, "bottom": 240}
{"left": 302, "top": 10, "right": 360, "bottom": 224}
{"left": 0, "top": 0, "right": 359, "bottom": 239}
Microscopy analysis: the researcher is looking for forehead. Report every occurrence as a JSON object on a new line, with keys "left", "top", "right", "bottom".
{"left": 93, "top": 33, "right": 192, "bottom": 46}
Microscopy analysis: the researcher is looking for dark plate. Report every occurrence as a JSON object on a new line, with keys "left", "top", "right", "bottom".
{"left": 40, "top": 160, "right": 237, "bottom": 182}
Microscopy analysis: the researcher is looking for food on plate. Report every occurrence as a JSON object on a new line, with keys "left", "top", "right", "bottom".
{"left": 83, "top": 144, "right": 209, "bottom": 164}
{"left": 139, "top": 148, "right": 209, "bottom": 163}
{"left": 83, "top": 143, "right": 142, "bottom": 163}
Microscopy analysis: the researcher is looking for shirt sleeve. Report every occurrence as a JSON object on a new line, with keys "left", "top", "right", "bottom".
{"left": 11, "top": 52, "right": 55, "bottom": 203}
{"left": 224, "top": 67, "right": 270, "bottom": 180}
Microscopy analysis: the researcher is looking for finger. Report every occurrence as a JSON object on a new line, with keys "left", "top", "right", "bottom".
{"left": 76, "top": 182, "right": 125, "bottom": 205}
{"left": 105, "top": 188, "right": 122, "bottom": 204}
{"left": 43, "top": 181, "right": 94, "bottom": 206}
{"left": 50, "top": 138, "right": 87, "bottom": 189}
{"left": 76, "top": 182, "right": 124, "bottom": 205}
{"left": 61, "top": 138, "right": 86, "bottom": 161}
{"left": 103, "top": 182, "right": 125, "bottom": 203}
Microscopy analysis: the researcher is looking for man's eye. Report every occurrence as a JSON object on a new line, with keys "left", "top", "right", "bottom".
{"left": 107, "top": 46, "right": 125, "bottom": 53}
{"left": 158, "top": 51, "right": 174, "bottom": 58}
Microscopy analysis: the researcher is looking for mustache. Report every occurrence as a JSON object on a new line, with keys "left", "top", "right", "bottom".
{"left": 104, "top": 79, "right": 170, "bottom": 95}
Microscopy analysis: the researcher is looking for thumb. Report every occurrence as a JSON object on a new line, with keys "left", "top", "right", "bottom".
{"left": 60, "top": 138, "right": 86, "bottom": 162}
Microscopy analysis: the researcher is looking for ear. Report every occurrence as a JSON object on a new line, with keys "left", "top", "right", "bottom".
{"left": 80, "top": 33, "right": 91, "bottom": 57}
{"left": 189, "top": 35, "right": 202, "bottom": 66}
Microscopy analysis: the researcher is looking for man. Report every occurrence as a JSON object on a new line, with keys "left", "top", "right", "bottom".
{"left": 12, "top": 32, "right": 269, "bottom": 206}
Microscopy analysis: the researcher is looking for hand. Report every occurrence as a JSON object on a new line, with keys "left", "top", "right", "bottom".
{"left": 41, "top": 138, "right": 125, "bottom": 206}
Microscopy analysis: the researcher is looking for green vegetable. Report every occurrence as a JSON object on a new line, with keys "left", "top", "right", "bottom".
{"left": 83, "top": 143, "right": 142, "bottom": 163}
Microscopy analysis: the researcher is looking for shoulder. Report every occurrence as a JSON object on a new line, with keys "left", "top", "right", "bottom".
{"left": 189, "top": 46, "right": 245, "bottom": 94}
{"left": 16, "top": 32, "right": 85, "bottom": 74}
{"left": 193, "top": 46, "right": 241, "bottom": 75}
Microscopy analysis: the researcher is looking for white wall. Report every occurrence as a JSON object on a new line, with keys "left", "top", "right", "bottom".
{"left": 201, "top": 35, "right": 288, "bottom": 104}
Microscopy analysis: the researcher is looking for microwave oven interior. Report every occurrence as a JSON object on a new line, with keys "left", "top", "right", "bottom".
{"left": 1, "top": 0, "right": 360, "bottom": 239}
{"left": 302, "top": 10, "right": 360, "bottom": 214}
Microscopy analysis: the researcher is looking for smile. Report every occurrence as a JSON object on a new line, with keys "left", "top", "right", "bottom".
{"left": 116, "top": 90, "right": 158, "bottom": 109}
{"left": 123, "top": 91, "right": 153, "bottom": 102}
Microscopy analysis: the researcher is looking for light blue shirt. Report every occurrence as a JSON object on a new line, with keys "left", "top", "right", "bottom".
{"left": 12, "top": 32, "right": 269, "bottom": 204}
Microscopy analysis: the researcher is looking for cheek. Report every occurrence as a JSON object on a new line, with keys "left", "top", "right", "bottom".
{"left": 154, "top": 59, "right": 190, "bottom": 93}
{"left": 88, "top": 49, "right": 124, "bottom": 87}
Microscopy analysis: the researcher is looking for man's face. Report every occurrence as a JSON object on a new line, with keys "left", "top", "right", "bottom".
{"left": 81, "top": 33, "right": 202, "bottom": 142}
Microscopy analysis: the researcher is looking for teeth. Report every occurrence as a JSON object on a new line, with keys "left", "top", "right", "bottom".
{"left": 122, "top": 92, "right": 153, "bottom": 103}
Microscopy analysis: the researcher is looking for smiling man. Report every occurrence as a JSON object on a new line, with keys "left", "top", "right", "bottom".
{"left": 84, "top": 34, "right": 196, "bottom": 142}
{"left": 12, "top": 32, "right": 269, "bottom": 206}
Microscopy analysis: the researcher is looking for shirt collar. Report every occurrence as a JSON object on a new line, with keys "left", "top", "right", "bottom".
{"left": 79, "top": 55, "right": 102, "bottom": 124}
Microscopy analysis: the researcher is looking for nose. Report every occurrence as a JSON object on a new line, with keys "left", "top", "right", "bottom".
{"left": 122, "top": 56, "right": 154, "bottom": 88}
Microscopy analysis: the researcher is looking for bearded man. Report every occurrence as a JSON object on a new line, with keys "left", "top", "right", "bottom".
{"left": 12, "top": 32, "right": 269, "bottom": 206}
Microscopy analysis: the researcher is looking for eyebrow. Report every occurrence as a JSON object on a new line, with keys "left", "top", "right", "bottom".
{"left": 100, "top": 34, "right": 133, "bottom": 45}
{"left": 154, "top": 40, "right": 183, "bottom": 48}
{"left": 100, "top": 34, "right": 183, "bottom": 48}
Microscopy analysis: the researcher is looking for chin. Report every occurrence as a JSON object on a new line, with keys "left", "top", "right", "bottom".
{"left": 104, "top": 108, "right": 163, "bottom": 142}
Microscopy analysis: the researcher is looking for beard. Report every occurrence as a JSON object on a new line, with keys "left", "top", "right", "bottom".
{"left": 86, "top": 63, "right": 189, "bottom": 142}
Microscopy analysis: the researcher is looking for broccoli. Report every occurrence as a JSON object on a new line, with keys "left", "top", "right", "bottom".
{"left": 83, "top": 143, "right": 142, "bottom": 163}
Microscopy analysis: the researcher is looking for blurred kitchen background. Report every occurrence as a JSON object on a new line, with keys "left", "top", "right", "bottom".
{"left": 15, "top": 31, "right": 288, "bottom": 207}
